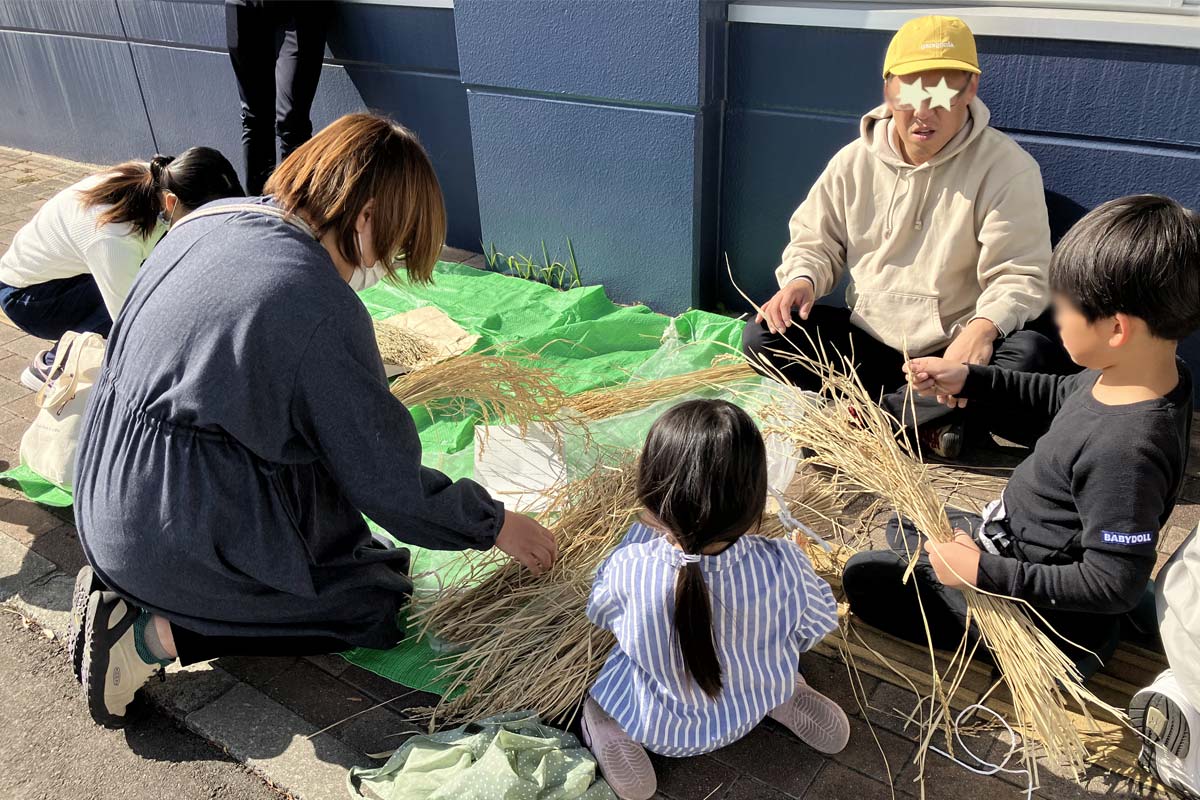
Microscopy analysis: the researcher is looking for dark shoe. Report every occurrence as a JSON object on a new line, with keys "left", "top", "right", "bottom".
{"left": 918, "top": 420, "right": 964, "bottom": 460}
{"left": 68, "top": 565, "right": 105, "bottom": 683}
{"left": 82, "top": 592, "right": 170, "bottom": 728}
{"left": 19, "top": 348, "right": 53, "bottom": 392}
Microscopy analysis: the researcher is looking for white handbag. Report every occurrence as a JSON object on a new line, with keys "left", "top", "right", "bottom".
{"left": 19, "top": 331, "right": 106, "bottom": 491}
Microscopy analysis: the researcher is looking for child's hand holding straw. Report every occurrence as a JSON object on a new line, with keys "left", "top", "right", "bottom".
{"left": 924, "top": 530, "right": 982, "bottom": 588}
{"left": 904, "top": 357, "right": 970, "bottom": 409}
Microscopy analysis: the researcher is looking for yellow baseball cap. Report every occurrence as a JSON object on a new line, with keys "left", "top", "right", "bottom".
{"left": 883, "top": 15, "right": 981, "bottom": 78}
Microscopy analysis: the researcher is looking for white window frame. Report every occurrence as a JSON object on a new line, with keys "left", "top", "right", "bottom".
{"left": 729, "top": 1, "right": 1200, "bottom": 49}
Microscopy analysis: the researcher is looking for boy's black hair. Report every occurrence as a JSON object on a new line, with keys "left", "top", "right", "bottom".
{"left": 636, "top": 399, "right": 768, "bottom": 699}
{"left": 1050, "top": 194, "right": 1200, "bottom": 341}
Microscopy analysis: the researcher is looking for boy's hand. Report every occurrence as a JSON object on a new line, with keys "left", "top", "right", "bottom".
{"left": 756, "top": 278, "right": 816, "bottom": 334}
{"left": 924, "top": 531, "right": 981, "bottom": 588}
{"left": 495, "top": 511, "right": 559, "bottom": 576}
{"left": 904, "top": 357, "right": 970, "bottom": 408}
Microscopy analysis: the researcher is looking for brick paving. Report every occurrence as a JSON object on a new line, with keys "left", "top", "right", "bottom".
{"left": 0, "top": 145, "right": 1190, "bottom": 799}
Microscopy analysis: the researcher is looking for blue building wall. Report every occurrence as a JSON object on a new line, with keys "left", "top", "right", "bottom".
{"left": 0, "top": 2, "right": 1198, "bottom": 330}
{"left": 0, "top": 0, "right": 481, "bottom": 248}
{"left": 453, "top": 0, "right": 726, "bottom": 312}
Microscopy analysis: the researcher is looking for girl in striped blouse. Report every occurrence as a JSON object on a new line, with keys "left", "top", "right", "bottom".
{"left": 581, "top": 400, "right": 850, "bottom": 800}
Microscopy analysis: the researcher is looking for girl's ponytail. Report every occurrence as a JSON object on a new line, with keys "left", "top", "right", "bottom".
{"left": 673, "top": 559, "right": 723, "bottom": 698}
{"left": 78, "top": 155, "right": 174, "bottom": 238}
{"left": 637, "top": 399, "right": 768, "bottom": 701}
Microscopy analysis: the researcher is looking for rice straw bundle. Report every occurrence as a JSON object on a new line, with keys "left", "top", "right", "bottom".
{"left": 751, "top": 342, "right": 1126, "bottom": 787}
{"left": 414, "top": 462, "right": 640, "bottom": 728}
{"left": 414, "top": 451, "right": 849, "bottom": 730}
{"left": 373, "top": 321, "right": 439, "bottom": 368}
{"left": 566, "top": 362, "right": 756, "bottom": 419}
{"left": 390, "top": 351, "right": 565, "bottom": 432}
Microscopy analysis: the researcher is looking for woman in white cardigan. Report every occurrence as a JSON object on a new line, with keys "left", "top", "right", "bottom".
{"left": 0, "top": 147, "right": 243, "bottom": 389}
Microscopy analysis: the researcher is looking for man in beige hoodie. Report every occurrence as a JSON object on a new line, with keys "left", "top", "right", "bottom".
{"left": 743, "top": 16, "right": 1068, "bottom": 457}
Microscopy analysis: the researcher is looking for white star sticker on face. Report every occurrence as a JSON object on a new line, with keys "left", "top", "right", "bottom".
{"left": 926, "top": 77, "right": 958, "bottom": 111}
{"left": 895, "top": 77, "right": 930, "bottom": 110}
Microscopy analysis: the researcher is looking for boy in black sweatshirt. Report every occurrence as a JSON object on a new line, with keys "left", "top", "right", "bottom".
{"left": 842, "top": 194, "right": 1200, "bottom": 679}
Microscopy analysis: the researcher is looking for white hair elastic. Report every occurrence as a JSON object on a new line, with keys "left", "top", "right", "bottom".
{"left": 680, "top": 553, "right": 703, "bottom": 564}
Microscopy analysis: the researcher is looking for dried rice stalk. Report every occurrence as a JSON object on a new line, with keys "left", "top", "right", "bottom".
{"left": 751, "top": 341, "right": 1126, "bottom": 787}
{"left": 390, "top": 351, "right": 565, "bottom": 432}
{"left": 413, "top": 454, "right": 848, "bottom": 729}
{"left": 566, "top": 362, "right": 756, "bottom": 419}
{"left": 373, "top": 321, "right": 439, "bottom": 369}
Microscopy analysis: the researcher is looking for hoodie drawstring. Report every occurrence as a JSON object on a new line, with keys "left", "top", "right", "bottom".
{"left": 914, "top": 163, "right": 935, "bottom": 231}
{"left": 884, "top": 171, "right": 903, "bottom": 239}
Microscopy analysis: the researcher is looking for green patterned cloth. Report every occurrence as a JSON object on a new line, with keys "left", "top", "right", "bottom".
{"left": 347, "top": 713, "right": 615, "bottom": 800}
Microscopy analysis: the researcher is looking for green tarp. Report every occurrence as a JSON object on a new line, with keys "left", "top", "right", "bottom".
{"left": 0, "top": 262, "right": 747, "bottom": 693}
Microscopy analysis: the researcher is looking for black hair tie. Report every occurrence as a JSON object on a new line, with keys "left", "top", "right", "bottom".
{"left": 149, "top": 154, "right": 175, "bottom": 186}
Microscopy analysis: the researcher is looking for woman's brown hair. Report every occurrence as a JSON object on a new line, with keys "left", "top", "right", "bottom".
{"left": 637, "top": 400, "right": 768, "bottom": 699}
{"left": 79, "top": 148, "right": 243, "bottom": 238}
{"left": 265, "top": 113, "right": 447, "bottom": 284}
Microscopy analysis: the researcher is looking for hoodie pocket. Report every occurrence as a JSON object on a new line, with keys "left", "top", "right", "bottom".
{"left": 849, "top": 290, "right": 948, "bottom": 355}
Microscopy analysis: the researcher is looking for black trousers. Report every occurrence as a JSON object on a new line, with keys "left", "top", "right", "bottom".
{"left": 226, "top": 1, "right": 333, "bottom": 195}
{"left": 742, "top": 305, "right": 1076, "bottom": 446}
{"left": 841, "top": 516, "right": 1122, "bottom": 681}
{"left": 173, "top": 625, "right": 360, "bottom": 667}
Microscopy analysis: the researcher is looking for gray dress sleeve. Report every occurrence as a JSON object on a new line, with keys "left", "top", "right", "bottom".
{"left": 290, "top": 310, "right": 504, "bottom": 551}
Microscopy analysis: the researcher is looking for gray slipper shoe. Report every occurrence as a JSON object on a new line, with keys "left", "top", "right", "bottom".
{"left": 768, "top": 675, "right": 851, "bottom": 754}
{"left": 581, "top": 697, "right": 656, "bottom": 800}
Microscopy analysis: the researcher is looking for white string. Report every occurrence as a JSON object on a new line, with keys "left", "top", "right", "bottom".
{"left": 770, "top": 487, "right": 833, "bottom": 552}
{"left": 927, "top": 703, "right": 1037, "bottom": 800}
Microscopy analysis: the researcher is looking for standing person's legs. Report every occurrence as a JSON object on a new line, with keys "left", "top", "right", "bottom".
{"left": 226, "top": 1, "right": 281, "bottom": 195}
{"left": 742, "top": 305, "right": 905, "bottom": 400}
{"left": 274, "top": 1, "right": 331, "bottom": 162}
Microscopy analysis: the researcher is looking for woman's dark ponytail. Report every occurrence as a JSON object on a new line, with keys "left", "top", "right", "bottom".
{"left": 674, "top": 560, "right": 723, "bottom": 698}
{"left": 78, "top": 157, "right": 168, "bottom": 238}
{"left": 79, "top": 147, "right": 242, "bottom": 238}
{"left": 149, "top": 154, "right": 175, "bottom": 186}
{"left": 637, "top": 399, "right": 769, "bottom": 700}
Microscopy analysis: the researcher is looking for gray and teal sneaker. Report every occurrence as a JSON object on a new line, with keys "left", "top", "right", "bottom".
{"left": 81, "top": 591, "right": 173, "bottom": 728}
{"left": 67, "top": 565, "right": 104, "bottom": 683}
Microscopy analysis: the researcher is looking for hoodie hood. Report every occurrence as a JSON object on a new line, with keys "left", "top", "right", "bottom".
{"left": 860, "top": 97, "right": 992, "bottom": 169}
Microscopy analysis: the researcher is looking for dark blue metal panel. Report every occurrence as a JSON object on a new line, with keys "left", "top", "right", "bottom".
{"left": 326, "top": 3, "right": 459, "bottom": 73}
{"left": 0, "top": 29, "right": 156, "bottom": 163}
{"left": 454, "top": 0, "right": 715, "bottom": 109}
{"left": 338, "top": 63, "right": 481, "bottom": 248}
{"left": 0, "top": 0, "right": 124, "bottom": 37}
{"left": 718, "top": 107, "right": 858, "bottom": 310}
{"left": 115, "top": 0, "right": 226, "bottom": 49}
{"left": 468, "top": 90, "right": 699, "bottom": 311}
{"left": 981, "top": 39, "right": 1200, "bottom": 149}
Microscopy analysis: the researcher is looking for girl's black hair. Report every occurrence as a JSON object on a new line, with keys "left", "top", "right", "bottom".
{"left": 636, "top": 399, "right": 768, "bottom": 698}
{"left": 79, "top": 146, "right": 244, "bottom": 238}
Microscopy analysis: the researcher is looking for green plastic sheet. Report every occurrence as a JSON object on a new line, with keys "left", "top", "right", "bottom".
{"left": 0, "top": 262, "right": 747, "bottom": 694}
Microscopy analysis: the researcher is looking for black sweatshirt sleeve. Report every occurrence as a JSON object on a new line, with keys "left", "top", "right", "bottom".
{"left": 975, "top": 422, "right": 1168, "bottom": 613}
{"left": 959, "top": 365, "right": 1087, "bottom": 440}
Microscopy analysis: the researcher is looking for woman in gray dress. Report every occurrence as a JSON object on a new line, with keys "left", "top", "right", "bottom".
{"left": 69, "top": 113, "right": 559, "bottom": 727}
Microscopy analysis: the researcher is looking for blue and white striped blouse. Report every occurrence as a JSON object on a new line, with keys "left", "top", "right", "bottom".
{"left": 586, "top": 522, "right": 838, "bottom": 757}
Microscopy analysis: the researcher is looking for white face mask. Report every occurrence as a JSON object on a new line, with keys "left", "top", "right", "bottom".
{"left": 350, "top": 231, "right": 387, "bottom": 291}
